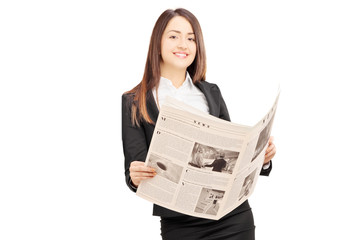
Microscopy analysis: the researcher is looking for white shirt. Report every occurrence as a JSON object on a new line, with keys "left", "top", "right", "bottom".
{"left": 152, "top": 72, "right": 209, "bottom": 114}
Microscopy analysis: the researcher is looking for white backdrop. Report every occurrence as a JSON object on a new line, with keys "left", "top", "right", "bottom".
{"left": 1, "top": 1, "right": 359, "bottom": 239}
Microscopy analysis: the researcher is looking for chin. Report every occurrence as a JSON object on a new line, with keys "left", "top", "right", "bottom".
{"left": 175, "top": 61, "right": 193, "bottom": 69}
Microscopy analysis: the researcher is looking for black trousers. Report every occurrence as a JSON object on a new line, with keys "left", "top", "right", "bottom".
{"left": 160, "top": 208, "right": 255, "bottom": 240}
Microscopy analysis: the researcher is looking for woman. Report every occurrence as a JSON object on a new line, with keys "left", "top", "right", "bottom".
{"left": 122, "top": 8, "right": 276, "bottom": 240}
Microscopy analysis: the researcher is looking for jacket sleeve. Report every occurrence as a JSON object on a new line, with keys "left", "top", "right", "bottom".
{"left": 260, "top": 161, "right": 272, "bottom": 176}
{"left": 215, "top": 84, "right": 273, "bottom": 176}
{"left": 122, "top": 94, "right": 149, "bottom": 192}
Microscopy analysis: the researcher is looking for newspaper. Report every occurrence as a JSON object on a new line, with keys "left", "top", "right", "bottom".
{"left": 136, "top": 93, "right": 280, "bottom": 220}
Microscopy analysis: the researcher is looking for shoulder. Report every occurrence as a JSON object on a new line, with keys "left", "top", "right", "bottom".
{"left": 195, "top": 80, "right": 223, "bottom": 97}
{"left": 122, "top": 92, "right": 135, "bottom": 101}
{"left": 122, "top": 92, "right": 137, "bottom": 107}
{"left": 197, "top": 80, "right": 221, "bottom": 90}
{"left": 122, "top": 92, "right": 136, "bottom": 117}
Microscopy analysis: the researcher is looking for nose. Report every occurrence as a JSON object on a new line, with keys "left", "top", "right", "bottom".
{"left": 177, "top": 37, "right": 187, "bottom": 49}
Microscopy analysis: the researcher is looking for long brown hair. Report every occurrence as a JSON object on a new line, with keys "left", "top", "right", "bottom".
{"left": 126, "top": 8, "right": 207, "bottom": 126}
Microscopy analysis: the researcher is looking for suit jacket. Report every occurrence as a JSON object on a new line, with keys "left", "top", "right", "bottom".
{"left": 122, "top": 80, "right": 272, "bottom": 218}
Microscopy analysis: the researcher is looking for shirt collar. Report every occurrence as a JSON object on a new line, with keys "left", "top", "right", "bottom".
{"left": 159, "top": 72, "right": 193, "bottom": 90}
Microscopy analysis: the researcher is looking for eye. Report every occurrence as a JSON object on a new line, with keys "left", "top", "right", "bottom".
{"left": 188, "top": 37, "right": 196, "bottom": 42}
{"left": 169, "top": 35, "right": 177, "bottom": 39}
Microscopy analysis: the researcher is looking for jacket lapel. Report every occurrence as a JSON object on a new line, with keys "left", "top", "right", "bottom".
{"left": 195, "top": 81, "right": 220, "bottom": 117}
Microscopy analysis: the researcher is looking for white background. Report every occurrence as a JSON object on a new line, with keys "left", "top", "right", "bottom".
{"left": 1, "top": 0, "right": 359, "bottom": 239}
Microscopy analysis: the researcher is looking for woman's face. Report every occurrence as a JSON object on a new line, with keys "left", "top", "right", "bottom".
{"left": 160, "top": 16, "right": 196, "bottom": 72}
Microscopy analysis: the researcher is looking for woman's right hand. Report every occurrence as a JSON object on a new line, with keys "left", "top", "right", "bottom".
{"left": 129, "top": 161, "right": 157, "bottom": 187}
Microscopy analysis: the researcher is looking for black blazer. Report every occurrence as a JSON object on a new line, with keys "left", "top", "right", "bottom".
{"left": 122, "top": 80, "right": 272, "bottom": 217}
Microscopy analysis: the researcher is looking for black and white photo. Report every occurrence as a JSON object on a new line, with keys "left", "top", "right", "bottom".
{"left": 238, "top": 169, "right": 257, "bottom": 201}
{"left": 147, "top": 154, "right": 183, "bottom": 184}
{"left": 252, "top": 113, "right": 275, "bottom": 161}
{"left": 189, "top": 142, "right": 239, "bottom": 174}
{"left": 194, "top": 187, "right": 225, "bottom": 216}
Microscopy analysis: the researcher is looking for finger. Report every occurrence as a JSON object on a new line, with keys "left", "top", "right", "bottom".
{"left": 133, "top": 176, "right": 155, "bottom": 181}
{"left": 265, "top": 147, "right": 276, "bottom": 159}
{"left": 268, "top": 136, "right": 274, "bottom": 144}
{"left": 131, "top": 176, "right": 155, "bottom": 187}
{"left": 266, "top": 143, "right": 275, "bottom": 153}
{"left": 130, "top": 165, "right": 156, "bottom": 173}
{"left": 130, "top": 161, "right": 146, "bottom": 167}
{"left": 265, "top": 153, "right": 274, "bottom": 163}
{"left": 266, "top": 145, "right": 276, "bottom": 155}
{"left": 130, "top": 161, "right": 156, "bottom": 173}
{"left": 263, "top": 155, "right": 271, "bottom": 164}
{"left": 131, "top": 172, "right": 157, "bottom": 183}
{"left": 263, "top": 159, "right": 271, "bottom": 165}
{"left": 130, "top": 171, "right": 157, "bottom": 178}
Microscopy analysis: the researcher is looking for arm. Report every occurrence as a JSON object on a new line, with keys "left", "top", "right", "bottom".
{"left": 204, "top": 161, "right": 215, "bottom": 167}
{"left": 122, "top": 94, "right": 155, "bottom": 192}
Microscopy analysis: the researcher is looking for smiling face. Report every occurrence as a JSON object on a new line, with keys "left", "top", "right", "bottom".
{"left": 160, "top": 16, "right": 197, "bottom": 74}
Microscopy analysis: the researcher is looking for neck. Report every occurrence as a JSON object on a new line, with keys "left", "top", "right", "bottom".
{"left": 160, "top": 64, "right": 187, "bottom": 89}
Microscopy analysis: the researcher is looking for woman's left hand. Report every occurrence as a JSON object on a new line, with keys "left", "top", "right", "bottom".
{"left": 264, "top": 136, "right": 276, "bottom": 164}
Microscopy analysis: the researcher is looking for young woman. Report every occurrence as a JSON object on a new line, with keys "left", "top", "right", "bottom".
{"left": 122, "top": 8, "right": 276, "bottom": 240}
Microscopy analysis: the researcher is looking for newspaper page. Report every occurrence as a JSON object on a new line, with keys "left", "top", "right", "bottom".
{"left": 136, "top": 93, "right": 279, "bottom": 220}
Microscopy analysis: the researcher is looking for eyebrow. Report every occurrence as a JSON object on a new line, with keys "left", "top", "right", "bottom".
{"left": 167, "top": 30, "right": 195, "bottom": 35}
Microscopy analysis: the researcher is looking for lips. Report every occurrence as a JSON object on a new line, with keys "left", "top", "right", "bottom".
{"left": 173, "top": 52, "right": 188, "bottom": 58}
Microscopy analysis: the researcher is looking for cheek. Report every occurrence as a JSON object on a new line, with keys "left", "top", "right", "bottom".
{"left": 189, "top": 54, "right": 196, "bottom": 63}
{"left": 190, "top": 45, "right": 197, "bottom": 60}
{"left": 190, "top": 42, "right": 196, "bottom": 51}
{"left": 160, "top": 39, "right": 168, "bottom": 55}
{"left": 190, "top": 43, "right": 197, "bottom": 55}
{"left": 162, "top": 39, "right": 175, "bottom": 52}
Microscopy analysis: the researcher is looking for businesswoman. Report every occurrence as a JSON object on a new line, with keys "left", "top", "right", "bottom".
{"left": 122, "top": 8, "right": 276, "bottom": 240}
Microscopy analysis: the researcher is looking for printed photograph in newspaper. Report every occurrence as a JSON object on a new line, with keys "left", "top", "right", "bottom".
{"left": 189, "top": 142, "right": 240, "bottom": 174}
{"left": 147, "top": 154, "right": 183, "bottom": 184}
{"left": 238, "top": 168, "right": 258, "bottom": 202}
{"left": 194, "top": 188, "right": 225, "bottom": 216}
{"left": 252, "top": 110, "right": 276, "bottom": 162}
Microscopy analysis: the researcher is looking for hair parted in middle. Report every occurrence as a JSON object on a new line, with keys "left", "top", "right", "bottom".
{"left": 127, "top": 8, "right": 207, "bottom": 126}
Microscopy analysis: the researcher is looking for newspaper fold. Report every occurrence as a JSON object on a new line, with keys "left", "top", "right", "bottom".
{"left": 137, "top": 92, "right": 280, "bottom": 220}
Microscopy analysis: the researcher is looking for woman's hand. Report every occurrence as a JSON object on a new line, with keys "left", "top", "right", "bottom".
{"left": 264, "top": 136, "right": 276, "bottom": 164}
{"left": 129, "top": 161, "right": 157, "bottom": 187}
